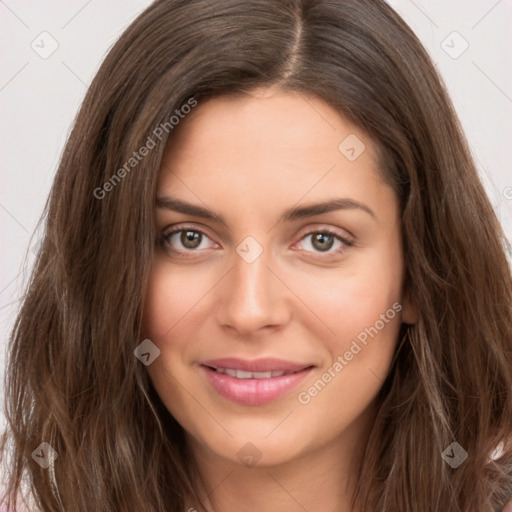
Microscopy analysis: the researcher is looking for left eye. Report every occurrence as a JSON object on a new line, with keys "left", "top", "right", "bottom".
{"left": 296, "top": 230, "right": 352, "bottom": 255}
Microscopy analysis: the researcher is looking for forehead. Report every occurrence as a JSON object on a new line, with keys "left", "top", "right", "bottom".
{"left": 162, "top": 88, "right": 378, "bottom": 169}
{"left": 156, "top": 89, "right": 395, "bottom": 227}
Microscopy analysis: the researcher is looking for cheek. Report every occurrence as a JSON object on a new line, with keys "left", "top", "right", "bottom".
{"left": 142, "top": 261, "right": 210, "bottom": 340}
{"left": 295, "top": 274, "right": 403, "bottom": 428}
{"left": 290, "top": 242, "right": 404, "bottom": 403}
{"left": 291, "top": 243, "right": 404, "bottom": 345}
{"left": 141, "top": 264, "right": 203, "bottom": 425}
{"left": 141, "top": 261, "right": 218, "bottom": 397}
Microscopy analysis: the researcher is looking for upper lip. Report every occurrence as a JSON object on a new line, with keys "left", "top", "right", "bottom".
{"left": 201, "top": 357, "right": 313, "bottom": 373}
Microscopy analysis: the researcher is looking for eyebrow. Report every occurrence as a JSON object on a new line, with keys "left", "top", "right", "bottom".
{"left": 156, "top": 196, "right": 377, "bottom": 227}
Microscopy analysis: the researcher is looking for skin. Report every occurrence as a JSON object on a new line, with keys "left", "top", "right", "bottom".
{"left": 142, "top": 87, "right": 418, "bottom": 512}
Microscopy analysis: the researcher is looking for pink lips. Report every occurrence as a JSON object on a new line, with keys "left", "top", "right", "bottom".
{"left": 200, "top": 357, "right": 314, "bottom": 406}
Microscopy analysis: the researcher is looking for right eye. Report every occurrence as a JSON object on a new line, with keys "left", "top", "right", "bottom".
{"left": 158, "top": 225, "right": 219, "bottom": 257}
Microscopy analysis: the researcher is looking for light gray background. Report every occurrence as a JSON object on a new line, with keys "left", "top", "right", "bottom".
{"left": 1, "top": 0, "right": 511, "bottom": 431}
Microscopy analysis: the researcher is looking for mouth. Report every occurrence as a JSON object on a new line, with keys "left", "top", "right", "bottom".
{"left": 204, "top": 367, "right": 300, "bottom": 379}
{"left": 200, "top": 358, "right": 314, "bottom": 405}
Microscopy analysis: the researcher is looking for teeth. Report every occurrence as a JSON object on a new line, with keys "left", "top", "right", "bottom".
{"left": 213, "top": 368, "right": 289, "bottom": 379}
{"left": 253, "top": 371, "right": 272, "bottom": 378}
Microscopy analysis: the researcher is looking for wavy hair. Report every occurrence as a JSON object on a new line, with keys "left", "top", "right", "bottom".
{"left": 2, "top": 0, "right": 512, "bottom": 510}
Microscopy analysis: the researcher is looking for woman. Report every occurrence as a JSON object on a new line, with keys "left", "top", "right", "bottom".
{"left": 1, "top": 0, "right": 511, "bottom": 511}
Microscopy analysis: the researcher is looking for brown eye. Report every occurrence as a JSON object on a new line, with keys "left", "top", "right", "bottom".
{"left": 297, "top": 229, "right": 353, "bottom": 257}
{"left": 158, "top": 226, "right": 218, "bottom": 257}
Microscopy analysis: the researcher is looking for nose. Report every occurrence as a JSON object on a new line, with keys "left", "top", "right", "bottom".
{"left": 215, "top": 244, "right": 291, "bottom": 336}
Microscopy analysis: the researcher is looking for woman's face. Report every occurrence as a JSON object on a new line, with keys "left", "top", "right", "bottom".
{"left": 142, "top": 88, "right": 416, "bottom": 468}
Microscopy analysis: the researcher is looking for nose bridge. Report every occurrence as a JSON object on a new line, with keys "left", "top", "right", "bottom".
{"left": 217, "top": 237, "right": 288, "bottom": 333}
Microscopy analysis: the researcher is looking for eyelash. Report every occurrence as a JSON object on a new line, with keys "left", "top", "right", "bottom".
{"left": 158, "top": 224, "right": 354, "bottom": 259}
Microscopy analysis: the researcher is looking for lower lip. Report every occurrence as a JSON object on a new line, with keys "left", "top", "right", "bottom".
{"left": 201, "top": 366, "right": 313, "bottom": 406}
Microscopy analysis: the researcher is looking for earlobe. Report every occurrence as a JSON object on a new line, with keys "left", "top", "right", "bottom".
{"left": 401, "top": 289, "right": 419, "bottom": 324}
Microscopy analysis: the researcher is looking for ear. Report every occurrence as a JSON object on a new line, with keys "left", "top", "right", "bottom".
{"left": 401, "top": 288, "right": 418, "bottom": 324}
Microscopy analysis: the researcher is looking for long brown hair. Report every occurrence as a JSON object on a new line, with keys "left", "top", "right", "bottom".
{"left": 2, "top": 0, "right": 511, "bottom": 510}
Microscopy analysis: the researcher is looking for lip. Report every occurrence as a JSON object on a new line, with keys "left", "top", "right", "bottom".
{"left": 200, "top": 358, "right": 314, "bottom": 406}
